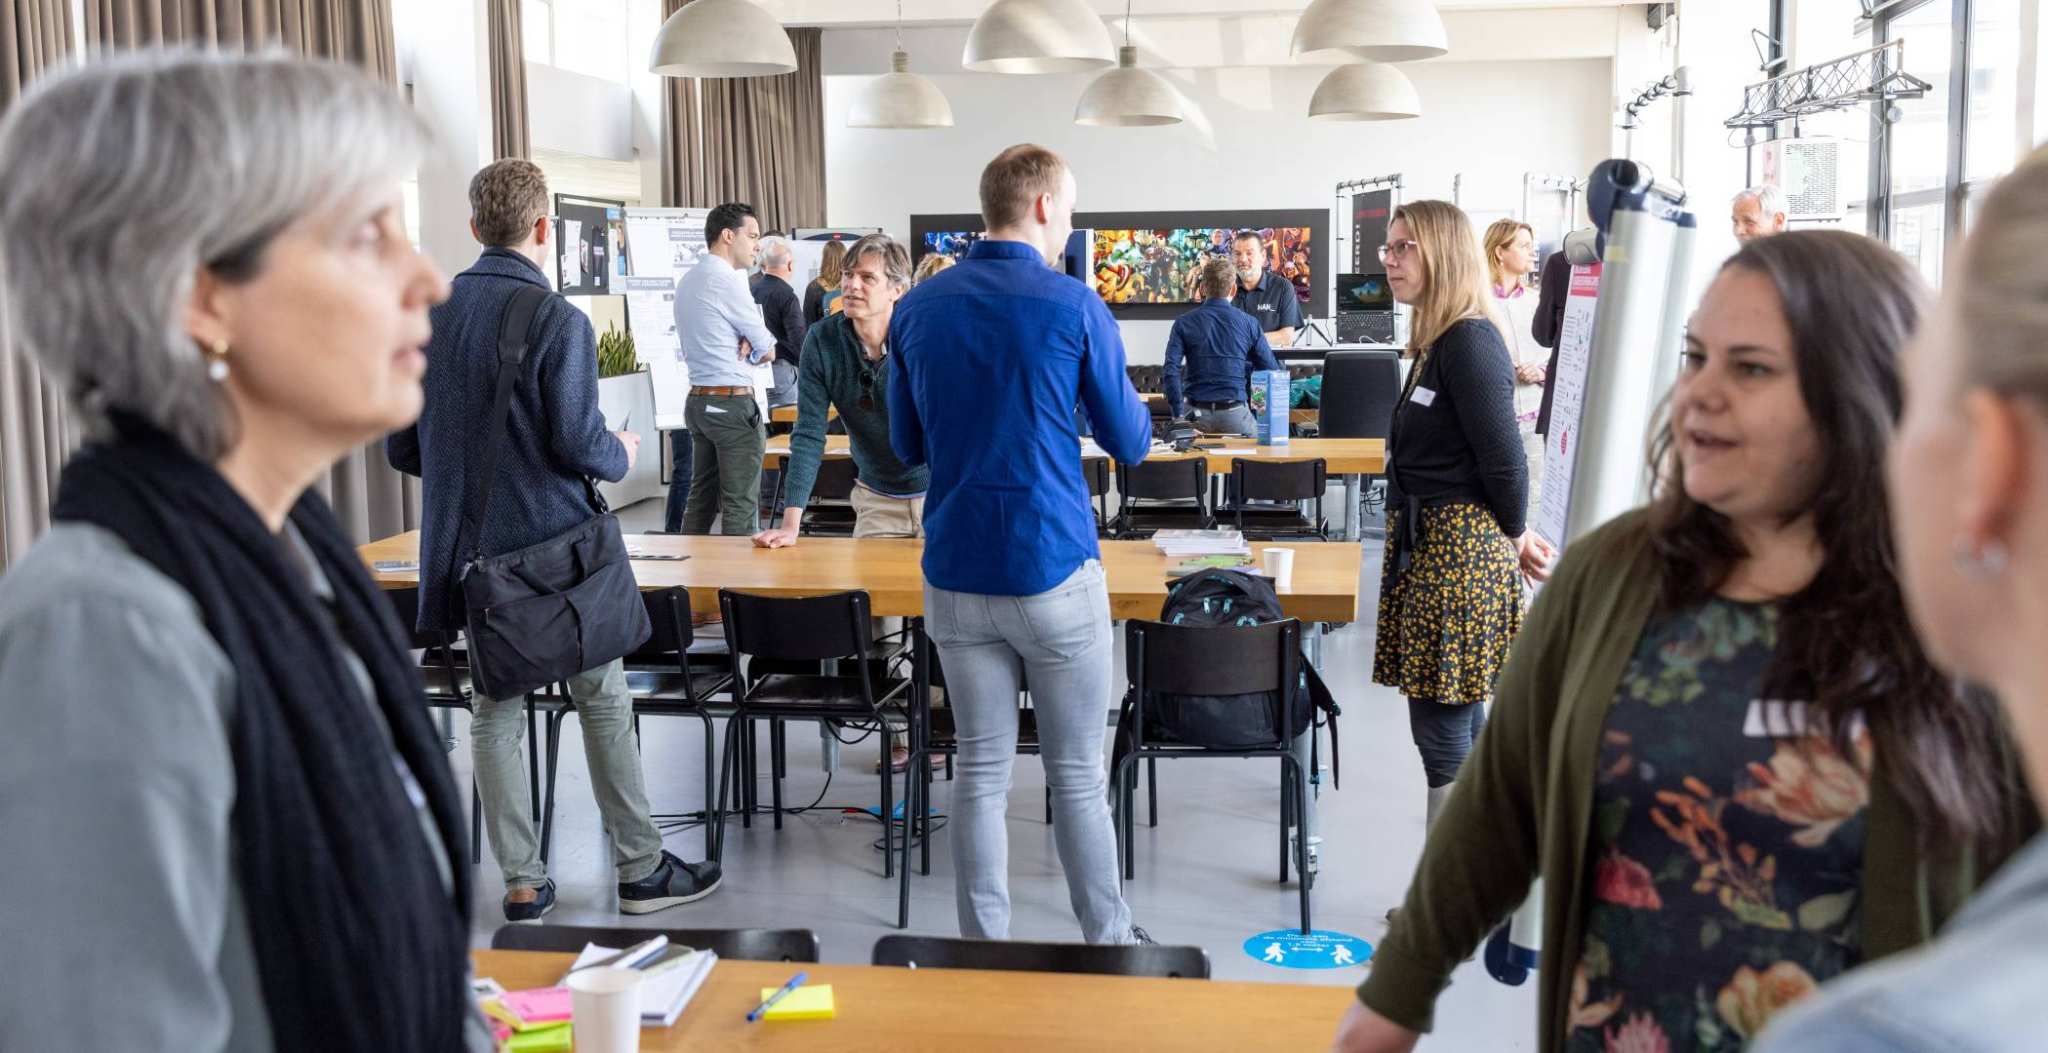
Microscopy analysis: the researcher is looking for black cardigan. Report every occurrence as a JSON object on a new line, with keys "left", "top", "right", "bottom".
{"left": 1388, "top": 317, "right": 1529, "bottom": 538}
{"left": 1533, "top": 250, "right": 1571, "bottom": 435}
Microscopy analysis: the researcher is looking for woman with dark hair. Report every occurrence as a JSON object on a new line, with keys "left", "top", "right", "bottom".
{"left": 1333, "top": 230, "right": 2033, "bottom": 1053}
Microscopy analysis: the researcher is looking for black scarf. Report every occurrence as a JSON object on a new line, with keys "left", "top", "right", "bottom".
{"left": 52, "top": 415, "right": 472, "bottom": 1051}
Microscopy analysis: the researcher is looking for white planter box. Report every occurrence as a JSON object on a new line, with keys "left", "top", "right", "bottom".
{"left": 596, "top": 371, "right": 663, "bottom": 509}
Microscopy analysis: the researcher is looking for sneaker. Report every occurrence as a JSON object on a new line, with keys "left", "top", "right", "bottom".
{"left": 619, "top": 850, "right": 722, "bottom": 914}
{"left": 1130, "top": 926, "right": 1157, "bottom": 945}
{"left": 503, "top": 879, "right": 557, "bottom": 924}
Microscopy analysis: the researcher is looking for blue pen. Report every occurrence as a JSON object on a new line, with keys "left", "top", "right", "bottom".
{"left": 746, "top": 971, "right": 808, "bottom": 1023}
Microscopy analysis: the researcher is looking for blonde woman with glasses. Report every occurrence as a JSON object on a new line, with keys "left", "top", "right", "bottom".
{"left": 1373, "top": 201, "right": 1554, "bottom": 835}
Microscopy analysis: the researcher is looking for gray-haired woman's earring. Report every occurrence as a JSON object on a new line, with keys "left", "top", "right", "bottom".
{"left": 206, "top": 340, "right": 229, "bottom": 382}
{"left": 1954, "top": 537, "right": 2010, "bottom": 578}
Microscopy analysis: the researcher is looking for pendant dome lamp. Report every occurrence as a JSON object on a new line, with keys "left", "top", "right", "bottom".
{"left": 1307, "top": 61, "right": 1421, "bottom": 121}
{"left": 1074, "top": 1, "right": 1187, "bottom": 127}
{"left": 964, "top": 0, "right": 1116, "bottom": 75}
{"left": 1291, "top": 0, "right": 1448, "bottom": 64}
{"left": 849, "top": 2, "right": 954, "bottom": 128}
{"left": 649, "top": 0, "right": 798, "bottom": 79}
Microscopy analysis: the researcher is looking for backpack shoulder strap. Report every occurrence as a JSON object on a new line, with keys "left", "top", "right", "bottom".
{"left": 459, "top": 283, "right": 551, "bottom": 565}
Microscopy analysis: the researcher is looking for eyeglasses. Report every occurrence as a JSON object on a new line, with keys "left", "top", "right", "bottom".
{"left": 1377, "top": 240, "right": 1420, "bottom": 265}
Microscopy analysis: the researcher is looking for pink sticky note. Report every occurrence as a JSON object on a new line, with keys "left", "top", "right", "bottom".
{"left": 498, "top": 986, "right": 573, "bottom": 1026}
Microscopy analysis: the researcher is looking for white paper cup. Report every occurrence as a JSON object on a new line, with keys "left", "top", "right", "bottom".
{"left": 1262, "top": 547, "right": 1296, "bottom": 590}
{"left": 569, "top": 967, "right": 643, "bottom": 1053}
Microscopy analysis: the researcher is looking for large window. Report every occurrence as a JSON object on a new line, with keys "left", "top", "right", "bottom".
{"left": 520, "top": 0, "right": 630, "bottom": 83}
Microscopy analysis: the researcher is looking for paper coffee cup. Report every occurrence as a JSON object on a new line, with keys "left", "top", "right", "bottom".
{"left": 1262, "top": 547, "right": 1296, "bottom": 590}
{"left": 569, "top": 967, "right": 643, "bottom": 1053}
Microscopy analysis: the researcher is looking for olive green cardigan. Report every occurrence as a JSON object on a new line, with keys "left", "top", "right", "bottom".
{"left": 1357, "top": 510, "right": 2018, "bottom": 1052}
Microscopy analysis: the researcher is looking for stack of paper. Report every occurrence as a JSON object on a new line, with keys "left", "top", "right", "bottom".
{"left": 480, "top": 988, "right": 573, "bottom": 1052}
{"left": 567, "top": 942, "right": 720, "bottom": 1027}
{"left": 1152, "top": 528, "right": 1250, "bottom": 558}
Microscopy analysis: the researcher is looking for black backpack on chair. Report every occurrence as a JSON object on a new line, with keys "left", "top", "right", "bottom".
{"left": 1115, "top": 569, "right": 1341, "bottom": 777}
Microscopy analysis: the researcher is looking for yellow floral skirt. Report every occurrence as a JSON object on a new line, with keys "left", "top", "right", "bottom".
{"left": 1372, "top": 502, "right": 1523, "bottom": 704}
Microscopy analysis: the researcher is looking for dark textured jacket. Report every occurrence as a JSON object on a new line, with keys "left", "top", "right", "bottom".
{"left": 750, "top": 271, "right": 807, "bottom": 366}
{"left": 387, "top": 248, "right": 626, "bottom": 631}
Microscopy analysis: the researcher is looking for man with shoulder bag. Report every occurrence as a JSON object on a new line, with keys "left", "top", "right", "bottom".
{"left": 389, "top": 159, "right": 720, "bottom": 922}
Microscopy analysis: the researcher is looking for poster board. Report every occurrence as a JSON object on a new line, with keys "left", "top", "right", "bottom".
{"left": 1532, "top": 262, "right": 1601, "bottom": 549}
{"left": 622, "top": 207, "right": 712, "bottom": 430}
{"left": 554, "top": 195, "right": 624, "bottom": 296}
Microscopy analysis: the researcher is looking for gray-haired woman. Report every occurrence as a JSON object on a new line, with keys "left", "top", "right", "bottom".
{"left": 0, "top": 51, "right": 488, "bottom": 1051}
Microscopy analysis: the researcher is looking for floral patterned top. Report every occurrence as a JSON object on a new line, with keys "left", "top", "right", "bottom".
{"left": 1567, "top": 598, "right": 1873, "bottom": 1053}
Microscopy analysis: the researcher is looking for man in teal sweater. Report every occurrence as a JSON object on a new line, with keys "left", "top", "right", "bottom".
{"left": 752, "top": 233, "right": 930, "bottom": 547}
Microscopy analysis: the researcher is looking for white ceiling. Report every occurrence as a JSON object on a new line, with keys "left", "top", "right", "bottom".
{"left": 764, "top": 0, "right": 1640, "bottom": 29}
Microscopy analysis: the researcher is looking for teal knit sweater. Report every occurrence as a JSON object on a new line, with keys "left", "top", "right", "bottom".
{"left": 781, "top": 312, "right": 930, "bottom": 510}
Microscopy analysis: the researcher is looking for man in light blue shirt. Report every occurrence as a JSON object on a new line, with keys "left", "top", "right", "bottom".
{"left": 673, "top": 202, "right": 779, "bottom": 536}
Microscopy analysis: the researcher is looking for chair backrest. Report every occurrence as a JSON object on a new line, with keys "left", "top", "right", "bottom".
{"left": 1118, "top": 458, "right": 1208, "bottom": 503}
{"left": 719, "top": 589, "right": 872, "bottom": 663}
{"left": 1317, "top": 349, "right": 1401, "bottom": 440}
{"left": 492, "top": 923, "right": 820, "bottom": 963}
{"left": 775, "top": 454, "right": 858, "bottom": 504}
{"left": 1081, "top": 457, "right": 1111, "bottom": 498}
{"left": 1230, "top": 458, "right": 1327, "bottom": 502}
{"left": 1126, "top": 618, "right": 1300, "bottom": 699}
{"left": 633, "top": 587, "right": 692, "bottom": 658}
{"left": 871, "top": 935, "right": 1209, "bottom": 979}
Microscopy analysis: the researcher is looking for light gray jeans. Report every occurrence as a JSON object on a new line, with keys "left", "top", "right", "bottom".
{"left": 926, "top": 560, "right": 1134, "bottom": 944}
{"left": 471, "top": 657, "right": 664, "bottom": 889}
{"left": 1191, "top": 403, "right": 1256, "bottom": 436}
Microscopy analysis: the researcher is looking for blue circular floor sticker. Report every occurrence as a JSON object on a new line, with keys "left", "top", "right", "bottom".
{"left": 1243, "top": 929, "right": 1373, "bottom": 969}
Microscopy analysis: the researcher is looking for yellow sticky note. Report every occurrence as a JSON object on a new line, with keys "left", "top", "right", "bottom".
{"left": 757, "top": 984, "right": 836, "bottom": 1021}
{"left": 504, "top": 1021, "right": 573, "bottom": 1053}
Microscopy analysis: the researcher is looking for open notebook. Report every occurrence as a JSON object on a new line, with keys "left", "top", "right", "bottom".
{"left": 566, "top": 941, "right": 719, "bottom": 1027}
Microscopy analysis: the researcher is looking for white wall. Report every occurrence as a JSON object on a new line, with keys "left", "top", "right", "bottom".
{"left": 528, "top": 62, "right": 636, "bottom": 161}
{"left": 823, "top": 56, "right": 1614, "bottom": 362}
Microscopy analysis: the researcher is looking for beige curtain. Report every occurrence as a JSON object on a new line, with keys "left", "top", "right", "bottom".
{"left": 657, "top": 0, "right": 703, "bottom": 207}
{"left": 485, "top": 0, "right": 526, "bottom": 159}
{"left": 0, "top": 0, "right": 77, "bottom": 570}
{"left": 699, "top": 27, "right": 823, "bottom": 231}
{"left": 82, "top": 0, "right": 421, "bottom": 545}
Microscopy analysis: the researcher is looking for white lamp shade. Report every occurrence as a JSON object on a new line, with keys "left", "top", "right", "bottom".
{"left": 1075, "top": 46, "right": 1186, "bottom": 126}
{"left": 849, "top": 51, "right": 955, "bottom": 128}
{"left": 1308, "top": 62, "right": 1421, "bottom": 121}
{"left": 1291, "top": 0, "right": 1448, "bottom": 64}
{"left": 964, "top": 0, "right": 1115, "bottom": 75}
{"left": 649, "top": 0, "right": 798, "bottom": 78}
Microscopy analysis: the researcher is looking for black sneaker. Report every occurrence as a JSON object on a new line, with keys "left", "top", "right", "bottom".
{"left": 1130, "top": 926, "right": 1157, "bottom": 945}
{"left": 619, "top": 851, "right": 721, "bottom": 914}
{"left": 503, "top": 879, "right": 556, "bottom": 924}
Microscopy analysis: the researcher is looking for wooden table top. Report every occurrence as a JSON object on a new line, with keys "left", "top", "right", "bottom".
{"left": 472, "top": 949, "right": 1354, "bottom": 1052}
{"left": 769, "top": 404, "right": 837, "bottom": 423}
{"left": 760, "top": 436, "right": 1384, "bottom": 476}
{"left": 360, "top": 533, "right": 1363, "bottom": 623}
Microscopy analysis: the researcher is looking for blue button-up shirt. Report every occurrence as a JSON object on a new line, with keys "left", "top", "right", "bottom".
{"left": 889, "top": 240, "right": 1152, "bottom": 596}
{"left": 1162, "top": 297, "right": 1279, "bottom": 416}
{"left": 674, "top": 252, "right": 777, "bottom": 389}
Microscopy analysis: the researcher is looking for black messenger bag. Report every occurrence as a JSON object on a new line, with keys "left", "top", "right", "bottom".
{"left": 457, "top": 284, "right": 650, "bottom": 700}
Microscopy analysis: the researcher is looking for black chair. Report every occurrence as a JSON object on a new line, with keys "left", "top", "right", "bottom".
{"left": 383, "top": 586, "right": 495, "bottom": 866}
{"left": 1081, "top": 456, "right": 1113, "bottom": 536}
{"left": 1227, "top": 459, "right": 1329, "bottom": 540}
{"left": 1114, "top": 618, "right": 1313, "bottom": 935}
{"left": 872, "top": 934, "right": 1209, "bottom": 979}
{"left": 774, "top": 454, "right": 858, "bottom": 537}
{"left": 1112, "top": 457, "right": 1211, "bottom": 538}
{"left": 492, "top": 923, "right": 819, "bottom": 963}
{"left": 1317, "top": 349, "right": 1401, "bottom": 530}
{"left": 718, "top": 589, "right": 917, "bottom": 927}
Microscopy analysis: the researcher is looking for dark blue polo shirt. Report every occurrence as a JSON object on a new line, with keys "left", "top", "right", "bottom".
{"left": 1162, "top": 298, "right": 1279, "bottom": 416}
{"left": 1231, "top": 268, "right": 1304, "bottom": 336}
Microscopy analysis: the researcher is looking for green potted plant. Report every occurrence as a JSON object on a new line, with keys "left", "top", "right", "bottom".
{"left": 596, "top": 324, "right": 641, "bottom": 379}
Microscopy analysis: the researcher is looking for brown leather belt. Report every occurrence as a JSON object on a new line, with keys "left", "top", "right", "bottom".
{"left": 690, "top": 385, "right": 753, "bottom": 397}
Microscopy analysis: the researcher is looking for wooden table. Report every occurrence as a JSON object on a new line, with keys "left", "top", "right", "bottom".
{"left": 471, "top": 950, "right": 1354, "bottom": 1052}
{"left": 762, "top": 435, "right": 851, "bottom": 470}
{"left": 769, "top": 404, "right": 837, "bottom": 424}
{"left": 762, "top": 436, "right": 1383, "bottom": 479}
{"left": 361, "top": 533, "right": 1363, "bottom": 624}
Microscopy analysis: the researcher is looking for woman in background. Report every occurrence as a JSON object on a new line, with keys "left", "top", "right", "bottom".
{"left": 804, "top": 238, "right": 848, "bottom": 326}
{"left": 1335, "top": 230, "right": 2031, "bottom": 1053}
{"left": 1752, "top": 145, "right": 2048, "bottom": 1053}
{"left": 1484, "top": 218, "right": 1545, "bottom": 508}
{"left": 1373, "top": 200, "right": 1549, "bottom": 833}
{"left": 913, "top": 251, "right": 955, "bottom": 286}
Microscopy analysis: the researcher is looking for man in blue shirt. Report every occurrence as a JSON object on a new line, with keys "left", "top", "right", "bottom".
{"left": 1163, "top": 256, "right": 1279, "bottom": 436}
{"left": 1230, "top": 230, "right": 1304, "bottom": 348}
{"left": 674, "top": 203, "right": 779, "bottom": 536}
{"left": 889, "top": 144, "right": 1153, "bottom": 946}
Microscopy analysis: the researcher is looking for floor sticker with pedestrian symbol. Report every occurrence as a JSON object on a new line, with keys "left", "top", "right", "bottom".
{"left": 1242, "top": 929, "right": 1372, "bottom": 969}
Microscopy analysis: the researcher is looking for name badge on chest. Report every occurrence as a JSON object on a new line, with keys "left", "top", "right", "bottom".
{"left": 1410, "top": 386, "right": 1437, "bottom": 408}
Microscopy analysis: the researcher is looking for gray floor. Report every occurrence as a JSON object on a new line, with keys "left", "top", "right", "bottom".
{"left": 454, "top": 496, "right": 1536, "bottom": 1049}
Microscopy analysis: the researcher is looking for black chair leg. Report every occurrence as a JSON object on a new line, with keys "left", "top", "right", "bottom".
{"left": 898, "top": 750, "right": 916, "bottom": 929}
{"left": 1288, "top": 755, "right": 1313, "bottom": 934}
{"left": 526, "top": 700, "right": 540, "bottom": 816}
{"left": 714, "top": 717, "right": 742, "bottom": 860}
{"left": 1280, "top": 761, "right": 1292, "bottom": 884}
{"left": 770, "top": 718, "right": 785, "bottom": 831}
{"left": 471, "top": 780, "right": 483, "bottom": 865}
{"left": 879, "top": 727, "right": 895, "bottom": 880}
{"left": 539, "top": 708, "right": 566, "bottom": 864}
{"left": 1148, "top": 757, "right": 1158, "bottom": 828}
{"left": 1045, "top": 785, "right": 1053, "bottom": 824}
{"left": 699, "top": 713, "right": 718, "bottom": 862}
{"left": 740, "top": 718, "right": 755, "bottom": 829}
{"left": 919, "top": 757, "right": 933, "bottom": 876}
{"left": 1110, "top": 753, "right": 1135, "bottom": 885}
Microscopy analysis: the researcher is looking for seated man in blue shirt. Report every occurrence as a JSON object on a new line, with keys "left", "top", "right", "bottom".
{"left": 889, "top": 144, "right": 1154, "bottom": 946}
{"left": 1164, "top": 255, "right": 1279, "bottom": 436}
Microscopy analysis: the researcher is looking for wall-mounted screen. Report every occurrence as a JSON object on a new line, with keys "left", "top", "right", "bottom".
{"left": 910, "top": 208, "right": 1328, "bottom": 319}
